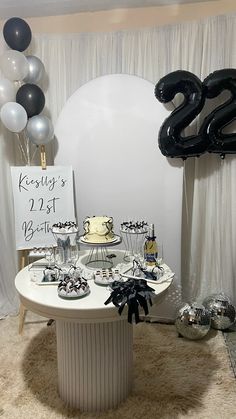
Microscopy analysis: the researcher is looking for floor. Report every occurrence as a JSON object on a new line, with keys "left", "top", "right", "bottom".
{"left": 223, "top": 324, "right": 236, "bottom": 377}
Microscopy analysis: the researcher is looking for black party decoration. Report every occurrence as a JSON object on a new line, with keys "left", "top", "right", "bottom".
{"left": 104, "top": 278, "right": 156, "bottom": 324}
{"left": 16, "top": 83, "right": 45, "bottom": 118}
{"left": 200, "top": 68, "right": 236, "bottom": 158}
{"left": 3, "top": 17, "right": 32, "bottom": 52}
{"left": 155, "top": 70, "right": 209, "bottom": 159}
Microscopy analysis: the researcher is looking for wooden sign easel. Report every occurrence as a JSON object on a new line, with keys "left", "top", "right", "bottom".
{"left": 18, "top": 146, "right": 47, "bottom": 334}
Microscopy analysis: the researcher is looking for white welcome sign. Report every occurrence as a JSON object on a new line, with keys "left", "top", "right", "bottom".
{"left": 11, "top": 166, "right": 75, "bottom": 249}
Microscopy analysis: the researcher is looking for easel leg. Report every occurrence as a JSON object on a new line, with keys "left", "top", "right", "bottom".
{"left": 19, "top": 303, "right": 27, "bottom": 335}
{"left": 18, "top": 249, "right": 28, "bottom": 334}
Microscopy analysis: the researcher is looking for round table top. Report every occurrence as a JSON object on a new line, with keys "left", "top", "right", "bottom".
{"left": 15, "top": 250, "right": 174, "bottom": 323}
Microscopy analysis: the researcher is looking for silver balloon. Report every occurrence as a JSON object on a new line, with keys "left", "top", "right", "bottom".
{"left": 26, "top": 115, "right": 54, "bottom": 145}
{"left": 175, "top": 302, "right": 211, "bottom": 340}
{"left": 24, "top": 55, "right": 45, "bottom": 84}
{"left": 203, "top": 293, "right": 236, "bottom": 330}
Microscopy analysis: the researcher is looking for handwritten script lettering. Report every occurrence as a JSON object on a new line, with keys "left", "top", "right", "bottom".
{"left": 22, "top": 220, "right": 52, "bottom": 241}
{"left": 11, "top": 166, "right": 75, "bottom": 249}
{"left": 29, "top": 197, "right": 60, "bottom": 214}
{"left": 18, "top": 173, "right": 67, "bottom": 192}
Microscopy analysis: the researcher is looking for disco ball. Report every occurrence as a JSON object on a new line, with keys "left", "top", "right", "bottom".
{"left": 175, "top": 302, "right": 211, "bottom": 340}
{"left": 203, "top": 293, "right": 236, "bottom": 330}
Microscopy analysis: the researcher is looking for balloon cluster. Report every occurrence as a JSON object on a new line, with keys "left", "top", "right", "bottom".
{"left": 155, "top": 69, "right": 236, "bottom": 159}
{"left": 175, "top": 293, "right": 236, "bottom": 341}
{"left": 0, "top": 17, "right": 54, "bottom": 162}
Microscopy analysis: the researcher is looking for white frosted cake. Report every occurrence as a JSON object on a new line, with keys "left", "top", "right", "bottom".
{"left": 83, "top": 216, "right": 115, "bottom": 243}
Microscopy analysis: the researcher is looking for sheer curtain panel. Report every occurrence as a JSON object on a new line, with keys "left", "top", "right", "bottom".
{"left": 1, "top": 12, "right": 236, "bottom": 317}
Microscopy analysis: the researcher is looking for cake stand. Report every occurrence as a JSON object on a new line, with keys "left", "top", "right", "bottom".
{"left": 78, "top": 235, "right": 122, "bottom": 269}
{"left": 120, "top": 229, "right": 147, "bottom": 262}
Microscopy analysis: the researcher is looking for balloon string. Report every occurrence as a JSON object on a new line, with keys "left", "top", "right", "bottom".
{"left": 22, "top": 129, "right": 31, "bottom": 165}
{"left": 16, "top": 133, "right": 28, "bottom": 164}
{"left": 31, "top": 145, "right": 38, "bottom": 162}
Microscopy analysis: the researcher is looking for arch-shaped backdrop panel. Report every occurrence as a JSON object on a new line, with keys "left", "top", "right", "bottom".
{"left": 55, "top": 74, "right": 183, "bottom": 320}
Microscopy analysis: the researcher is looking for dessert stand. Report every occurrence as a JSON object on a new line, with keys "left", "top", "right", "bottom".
{"left": 15, "top": 249, "right": 173, "bottom": 412}
{"left": 78, "top": 235, "right": 122, "bottom": 269}
{"left": 120, "top": 229, "right": 147, "bottom": 262}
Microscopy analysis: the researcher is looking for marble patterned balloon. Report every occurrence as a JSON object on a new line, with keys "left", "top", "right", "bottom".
{"left": 175, "top": 302, "right": 211, "bottom": 340}
{"left": 203, "top": 293, "right": 236, "bottom": 330}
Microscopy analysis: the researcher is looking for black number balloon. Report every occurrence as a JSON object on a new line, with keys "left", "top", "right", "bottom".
{"left": 155, "top": 70, "right": 208, "bottom": 159}
{"left": 200, "top": 69, "right": 236, "bottom": 158}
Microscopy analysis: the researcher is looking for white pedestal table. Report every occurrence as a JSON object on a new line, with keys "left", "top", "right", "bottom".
{"left": 15, "top": 249, "right": 173, "bottom": 412}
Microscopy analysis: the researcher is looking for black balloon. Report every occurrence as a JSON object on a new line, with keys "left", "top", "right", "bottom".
{"left": 155, "top": 70, "right": 208, "bottom": 159}
{"left": 16, "top": 84, "right": 45, "bottom": 118}
{"left": 3, "top": 17, "right": 32, "bottom": 52}
{"left": 200, "top": 68, "right": 236, "bottom": 157}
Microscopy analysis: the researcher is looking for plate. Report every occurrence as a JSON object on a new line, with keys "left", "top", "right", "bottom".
{"left": 120, "top": 265, "right": 175, "bottom": 285}
{"left": 94, "top": 277, "right": 115, "bottom": 286}
{"left": 29, "top": 266, "right": 61, "bottom": 286}
{"left": 79, "top": 235, "right": 121, "bottom": 245}
{"left": 58, "top": 288, "right": 90, "bottom": 299}
{"left": 120, "top": 229, "right": 148, "bottom": 235}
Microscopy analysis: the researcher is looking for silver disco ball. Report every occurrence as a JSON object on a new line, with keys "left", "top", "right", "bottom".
{"left": 175, "top": 302, "right": 211, "bottom": 340}
{"left": 203, "top": 293, "right": 236, "bottom": 330}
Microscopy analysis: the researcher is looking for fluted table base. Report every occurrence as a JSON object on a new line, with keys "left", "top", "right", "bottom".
{"left": 56, "top": 319, "right": 133, "bottom": 412}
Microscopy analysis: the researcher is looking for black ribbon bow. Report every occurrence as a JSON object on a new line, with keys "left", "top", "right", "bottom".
{"left": 104, "top": 278, "right": 156, "bottom": 324}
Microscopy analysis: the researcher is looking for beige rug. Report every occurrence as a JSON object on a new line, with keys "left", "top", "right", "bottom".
{"left": 0, "top": 313, "right": 236, "bottom": 419}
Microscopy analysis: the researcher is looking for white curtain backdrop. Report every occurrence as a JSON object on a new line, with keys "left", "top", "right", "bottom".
{"left": 1, "top": 12, "right": 236, "bottom": 317}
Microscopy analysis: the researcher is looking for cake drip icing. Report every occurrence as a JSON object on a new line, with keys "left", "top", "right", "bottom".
{"left": 82, "top": 216, "right": 115, "bottom": 243}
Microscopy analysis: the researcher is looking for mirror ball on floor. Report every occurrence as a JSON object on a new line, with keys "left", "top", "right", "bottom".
{"left": 175, "top": 302, "right": 211, "bottom": 340}
{"left": 203, "top": 293, "right": 236, "bottom": 330}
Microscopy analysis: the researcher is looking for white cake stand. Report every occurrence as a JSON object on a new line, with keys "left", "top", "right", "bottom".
{"left": 78, "top": 235, "right": 122, "bottom": 269}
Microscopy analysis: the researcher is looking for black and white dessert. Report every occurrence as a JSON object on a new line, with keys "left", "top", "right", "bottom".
{"left": 94, "top": 268, "right": 121, "bottom": 285}
{"left": 52, "top": 221, "right": 79, "bottom": 264}
{"left": 120, "top": 220, "right": 148, "bottom": 234}
{"left": 52, "top": 221, "right": 78, "bottom": 236}
{"left": 57, "top": 269, "right": 90, "bottom": 299}
{"left": 132, "top": 258, "right": 164, "bottom": 281}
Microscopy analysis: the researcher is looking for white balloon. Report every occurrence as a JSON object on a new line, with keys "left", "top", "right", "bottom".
{"left": 26, "top": 115, "right": 54, "bottom": 145}
{"left": 0, "top": 102, "right": 27, "bottom": 132}
{"left": 0, "top": 78, "right": 16, "bottom": 107}
{"left": 24, "top": 55, "right": 45, "bottom": 84}
{"left": 0, "top": 50, "right": 29, "bottom": 81}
